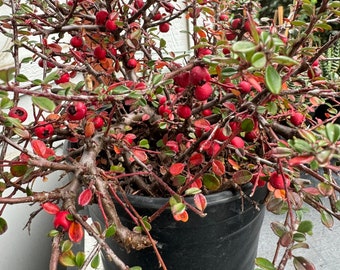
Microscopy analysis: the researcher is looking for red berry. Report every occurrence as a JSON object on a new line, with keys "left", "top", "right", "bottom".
{"left": 93, "top": 46, "right": 107, "bottom": 60}
{"left": 244, "top": 130, "right": 258, "bottom": 142}
{"left": 222, "top": 48, "right": 230, "bottom": 55}
{"left": 38, "top": 59, "right": 55, "bottom": 69}
{"left": 202, "top": 109, "right": 212, "bottom": 116}
{"left": 92, "top": 116, "right": 105, "bottom": 129}
{"left": 134, "top": 0, "right": 144, "bottom": 9}
{"left": 159, "top": 23, "right": 170, "bottom": 33}
{"left": 152, "top": 12, "right": 162, "bottom": 21}
{"left": 177, "top": 105, "right": 192, "bottom": 119}
{"left": 238, "top": 80, "right": 252, "bottom": 93}
{"left": 225, "top": 30, "right": 237, "bottom": 41}
{"left": 312, "top": 60, "right": 319, "bottom": 67}
{"left": 174, "top": 72, "right": 190, "bottom": 88}
{"left": 53, "top": 211, "right": 72, "bottom": 232}
{"left": 290, "top": 111, "right": 305, "bottom": 126}
{"left": 126, "top": 58, "right": 138, "bottom": 69}
{"left": 8, "top": 106, "right": 28, "bottom": 122}
{"left": 109, "top": 47, "right": 117, "bottom": 57}
{"left": 105, "top": 20, "right": 118, "bottom": 31}
{"left": 96, "top": 10, "right": 109, "bottom": 25}
{"left": 158, "top": 104, "right": 171, "bottom": 117}
{"left": 269, "top": 171, "right": 291, "bottom": 190}
{"left": 251, "top": 172, "right": 267, "bottom": 187}
{"left": 55, "top": 73, "right": 70, "bottom": 84}
{"left": 67, "top": 102, "right": 87, "bottom": 121}
{"left": 219, "top": 14, "right": 228, "bottom": 21}
{"left": 194, "top": 83, "right": 213, "bottom": 101}
{"left": 34, "top": 121, "right": 54, "bottom": 139}
{"left": 70, "top": 36, "right": 83, "bottom": 48}
{"left": 230, "top": 136, "right": 245, "bottom": 149}
{"left": 231, "top": 18, "right": 242, "bottom": 29}
{"left": 190, "top": 66, "right": 211, "bottom": 86}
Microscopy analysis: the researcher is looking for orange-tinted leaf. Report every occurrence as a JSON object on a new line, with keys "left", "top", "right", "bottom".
{"left": 288, "top": 155, "right": 315, "bottom": 166}
{"left": 228, "top": 158, "right": 240, "bottom": 170}
{"left": 42, "top": 202, "right": 60, "bottom": 214}
{"left": 132, "top": 149, "right": 148, "bottom": 162}
{"left": 78, "top": 188, "right": 93, "bottom": 207}
{"left": 169, "top": 163, "right": 185, "bottom": 176}
{"left": 68, "top": 221, "right": 84, "bottom": 243}
{"left": 194, "top": 193, "right": 207, "bottom": 211}
{"left": 212, "top": 159, "right": 225, "bottom": 176}
{"left": 173, "top": 210, "right": 189, "bottom": 222}
{"left": 84, "top": 121, "right": 95, "bottom": 138}
{"left": 189, "top": 152, "right": 205, "bottom": 166}
{"left": 31, "top": 139, "right": 47, "bottom": 157}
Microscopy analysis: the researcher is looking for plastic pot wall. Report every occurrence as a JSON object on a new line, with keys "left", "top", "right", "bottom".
{"left": 88, "top": 186, "right": 267, "bottom": 270}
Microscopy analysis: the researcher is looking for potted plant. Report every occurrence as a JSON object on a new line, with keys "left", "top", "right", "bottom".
{"left": 0, "top": 0, "right": 340, "bottom": 270}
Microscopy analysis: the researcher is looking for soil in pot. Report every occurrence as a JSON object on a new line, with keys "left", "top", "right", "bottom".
{"left": 88, "top": 185, "right": 267, "bottom": 270}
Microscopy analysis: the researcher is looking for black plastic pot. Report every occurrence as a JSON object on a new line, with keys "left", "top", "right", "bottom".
{"left": 88, "top": 185, "right": 267, "bottom": 270}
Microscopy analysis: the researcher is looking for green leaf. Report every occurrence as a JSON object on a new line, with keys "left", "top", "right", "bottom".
{"left": 0, "top": 68, "right": 15, "bottom": 83}
{"left": 272, "top": 56, "right": 299, "bottom": 66}
{"left": 15, "top": 74, "right": 29, "bottom": 82}
{"left": 61, "top": 240, "right": 73, "bottom": 253}
{"left": 0, "top": 217, "right": 8, "bottom": 235}
{"left": 171, "top": 202, "right": 186, "bottom": 216}
{"left": 59, "top": 250, "right": 76, "bottom": 267}
{"left": 293, "top": 232, "right": 306, "bottom": 242}
{"left": 270, "top": 221, "right": 287, "bottom": 237}
{"left": 232, "top": 41, "right": 256, "bottom": 53}
{"left": 105, "top": 224, "right": 117, "bottom": 238}
{"left": 91, "top": 253, "right": 101, "bottom": 269}
{"left": 241, "top": 118, "right": 254, "bottom": 132}
{"left": 297, "top": 220, "right": 313, "bottom": 234}
{"left": 251, "top": 52, "right": 266, "bottom": 69}
{"left": 265, "top": 65, "right": 282, "bottom": 94}
{"left": 325, "top": 123, "right": 340, "bottom": 143}
{"left": 202, "top": 173, "right": 221, "bottom": 190}
{"left": 0, "top": 97, "right": 13, "bottom": 109}
{"left": 110, "top": 85, "right": 130, "bottom": 95}
{"left": 152, "top": 74, "right": 164, "bottom": 85}
{"left": 255, "top": 257, "right": 276, "bottom": 270}
{"left": 320, "top": 209, "right": 334, "bottom": 228}
{"left": 139, "top": 139, "right": 150, "bottom": 149}
{"left": 42, "top": 71, "right": 59, "bottom": 84}
{"left": 75, "top": 251, "right": 86, "bottom": 267}
{"left": 184, "top": 187, "right": 202, "bottom": 195}
{"left": 130, "top": 267, "right": 143, "bottom": 270}
{"left": 32, "top": 96, "right": 56, "bottom": 112}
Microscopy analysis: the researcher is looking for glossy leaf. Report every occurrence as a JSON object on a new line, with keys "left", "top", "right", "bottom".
{"left": 265, "top": 65, "right": 281, "bottom": 94}
{"left": 270, "top": 221, "right": 287, "bottom": 237}
{"left": 317, "top": 182, "right": 334, "bottom": 197}
{"left": 130, "top": 267, "right": 142, "bottom": 270}
{"left": 0, "top": 67, "right": 15, "bottom": 83}
{"left": 232, "top": 170, "right": 252, "bottom": 185}
{"left": 189, "top": 152, "right": 205, "bottom": 166}
{"left": 61, "top": 240, "right": 73, "bottom": 253}
{"left": 0, "top": 217, "right": 8, "bottom": 235}
{"left": 194, "top": 193, "right": 207, "bottom": 211}
{"left": 241, "top": 118, "right": 254, "bottom": 132}
{"left": 293, "top": 256, "right": 316, "bottom": 270}
{"left": 202, "top": 173, "right": 221, "bottom": 191}
{"left": 280, "top": 231, "right": 293, "bottom": 247}
{"left": 321, "top": 209, "right": 334, "bottom": 228}
{"left": 105, "top": 224, "right": 117, "bottom": 238}
{"left": 169, "top": 163, "right": 185, "bottom": 176}
{"left": 297, "top": 220, "right": 313, "bottom": 234}
{"left": 91, "top": 253, "right": 101, "bottom": 269}
{"left": 78, "top": 188, "right": 93, "bottom": 207}
{"left": 254, "top": 257, "right": 276, "bottom": 270}
{"left": 212, "top": 159, "right": 225, "bottom": 176}
{"left": 325, "top": 123, "right": 340, "bottom": 143}
{"left": 42, "top": 202, "right": 60, "bottom": 214}
{"left": 59, "top": 250, "right": 76, "bottom": 267}
{"left": 272, "top": 55, "right": 299, "bottom": 66}
{"left": 251, "top": 52, "right": 266, "bottom": 68}
{"left": 32, "top": 96, "right": 56, "bottom": 112}
{"left": 75, "top": 251, "right": 86, "bottom": 267}
{"left": 184, "top": 187, "right": 202, "bottom": 196}
{"left": 171, "top": 202, "right": 186, "bottom": 216}
{"left": 232, "top": 41, "right": 256, "bottom": 53}
{"left": 68, "top": 221, "right": 84, "bottom": 243}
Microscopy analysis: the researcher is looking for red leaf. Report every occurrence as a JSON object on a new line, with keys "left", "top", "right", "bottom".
{"left": 194, "top": 118, "right": 211, "bottom": 131}
{"left": 68, "top": 221, "right": 84, "bottom": 243}
{"left": 31, "top": 139, "right": 47, "bottom": 157}
{"left": 189, "top": 152, "right": 205, "bottom": 166}
{"left": 169, "top": 163, "right": 185, "bottom": 176}
{"left": 288, "top": 155, "right": 315, "bottom": 167}
{"left": 132, "top": 149, "right": 148, "bottom": 162}
{"left": 173, "top": 210, "right": 189, "bottom": 222}
{"left": 194, "top": 193, "right": 207, "bottom": 211}
{"left": 42, "top": 202, "right": 60, "bottom": 215}
{"left": 212, "top": 159, "right": 225, "bottom": 176}
{"left": 78, "top": 188, "right": 93, "bottom": 207}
